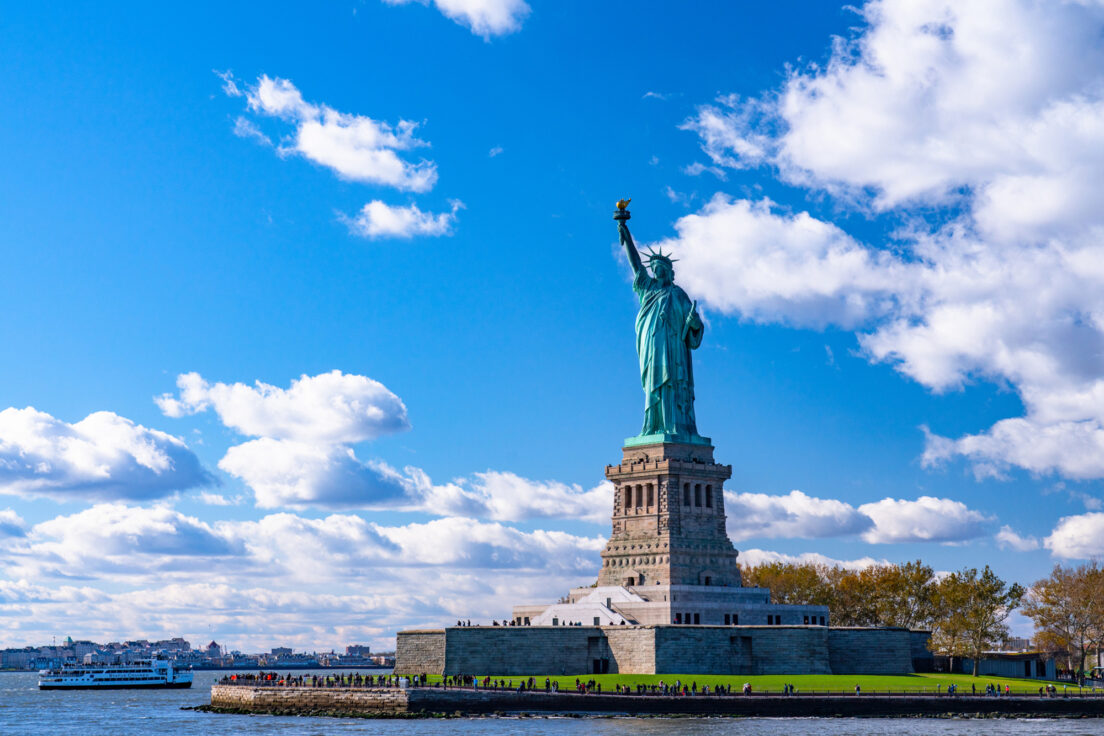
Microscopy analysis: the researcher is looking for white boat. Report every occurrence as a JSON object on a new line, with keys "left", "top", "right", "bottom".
{"left": 38, "top": 658, "right": 193, "bottom": 690}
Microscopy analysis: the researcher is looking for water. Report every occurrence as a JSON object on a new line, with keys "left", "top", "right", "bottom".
{"left": 2, "top": 670, "right": 1101, "bottom": 735}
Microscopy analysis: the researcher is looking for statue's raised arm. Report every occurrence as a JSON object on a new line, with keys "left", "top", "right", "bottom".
{"left": 618, "top": 220, "right": 645, "bottom": 278}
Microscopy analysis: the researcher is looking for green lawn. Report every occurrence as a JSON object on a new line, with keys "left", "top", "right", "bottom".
{"left": 421, "top": 672, "right": 1085, "bottom": 695}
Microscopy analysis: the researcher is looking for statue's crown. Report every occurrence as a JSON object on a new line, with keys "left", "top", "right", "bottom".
{"left": 644, "top": 247, "right": 677, "bottom": 268}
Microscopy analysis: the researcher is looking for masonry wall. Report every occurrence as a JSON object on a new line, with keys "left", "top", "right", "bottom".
{"left": 910, "top": 630, "right": 935, "bottom": 672}
{"left": 394, "top": 630, "right": 446, "bottom": 675}
{"left": 396, "top": 625, "right": 916, "bottom": 676}
{"left": 650, "top": 626, "right": 834, "bottom": 675}
{"left": 397, "top": 627, "right": 599, "bottom": 675}
{"left": 451, "top": 627, "right": 593, "bottom": 676}
{"left": 828, "top": 628, "right": 914, "bottom": 674}
{"left": 603, "top": 627, "right": 656, "bottom": 673}
{"left": 750, "top": 627, "right": 833, "bottom": 675}
{"left": 210, "top": 684, "right": 410, "bottom": 715}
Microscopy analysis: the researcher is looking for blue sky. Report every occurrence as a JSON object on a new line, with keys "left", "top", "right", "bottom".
{"left": 3, "top": 0, "right": 1104, "bottom": 650}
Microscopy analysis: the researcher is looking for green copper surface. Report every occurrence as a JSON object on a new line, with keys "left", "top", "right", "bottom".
{"left": 623, "top": 432, "right": 711, "bottom": 448}
{"left": 617, "top": 215, "right": 705, "bottom": 442}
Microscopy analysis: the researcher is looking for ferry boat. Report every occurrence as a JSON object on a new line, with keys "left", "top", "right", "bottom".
{"left": 38, "top": 658, "right": 193, "bottom": 690}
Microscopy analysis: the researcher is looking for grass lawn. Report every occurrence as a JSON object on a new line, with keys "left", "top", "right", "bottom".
{"left": 421, "top": 672, "right": 1085, "bottom": 695}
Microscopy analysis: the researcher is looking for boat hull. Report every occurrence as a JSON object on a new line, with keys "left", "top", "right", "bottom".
{"left": 39, "top": 681, "right": 193, "bottom": 690}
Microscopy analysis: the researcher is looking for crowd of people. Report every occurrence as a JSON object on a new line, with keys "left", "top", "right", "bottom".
{"left": 218, "top": 672, "right": 1097, "bottom": 697}
{"left": 218, "top": 672, "right": 408, "bottom": 688}
{"left": 217, "top": 672, "right": 789, "bottom": 696}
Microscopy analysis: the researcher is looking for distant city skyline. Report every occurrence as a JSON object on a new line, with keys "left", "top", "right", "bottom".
{"left": 0, "top": 635, "right": 391, "bottom": 671}
{"left": 4, "top": 0, "right": 1104, "bottom": 649}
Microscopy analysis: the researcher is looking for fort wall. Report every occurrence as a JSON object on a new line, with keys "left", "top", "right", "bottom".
{"left": 395, "top": 625, "right": 919, "bottom": 676}
{"left": 828, "top": 628, "right": 914, "bottom": 675}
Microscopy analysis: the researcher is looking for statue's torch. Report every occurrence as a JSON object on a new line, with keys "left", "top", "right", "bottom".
{"left": 614, "top": 198, "right": 631, "bottom": 222}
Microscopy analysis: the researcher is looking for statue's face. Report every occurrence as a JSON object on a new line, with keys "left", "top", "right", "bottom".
{"left": 652, "top": 261, "right": 673, "bottom": 285}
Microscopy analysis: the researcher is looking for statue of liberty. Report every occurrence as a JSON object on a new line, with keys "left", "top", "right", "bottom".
{"left": 615, "top": 202, "right": 706, "bottom": 444}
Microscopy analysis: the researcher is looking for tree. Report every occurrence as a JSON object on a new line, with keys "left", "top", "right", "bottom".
{"left": 936, "top": 566, "right": 1024, "bottom": 677}
{"left": 930, "top": 572, "right": 973, "bottom": 673}
{"left": 740, "top": 562, "right": 833, "bottom": 606}
{"left": 822, "top": 566, "right": 878, "bottom": 627}
{"left": 741, "top": 560, "right": 938, "bottom": 629}
{"left": 868, "top": 560, "right": 937, "bottom": 629}
{"left": 1023, "top": 562, "right": 1104, "bottom": 681}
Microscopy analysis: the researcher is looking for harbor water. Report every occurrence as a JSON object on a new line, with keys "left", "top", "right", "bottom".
{"left": 3, "top": 669, "right": 1104, "bottom": 735}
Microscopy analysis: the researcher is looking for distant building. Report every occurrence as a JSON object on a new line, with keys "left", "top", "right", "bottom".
{"left": 958, "top": 652, "right": 1056, "bottom": 680}
{"left": 1, "top": 649, "right": 36, "bottom": 670}
{"left": 271, "top": 647, "right": 293, "bottom": 657}
{"left": 71, "top": 641, "right": 98, "bottom": 658}
{"left": 999, "top": 637, "right": 1033, "bottom": 652}
{"left": 346, "top": 645, "right": 370, "bottom": 657}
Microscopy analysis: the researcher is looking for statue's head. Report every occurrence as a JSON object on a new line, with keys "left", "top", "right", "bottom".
{"left": 645, "top": 249, "right": 676, "bottom": 285}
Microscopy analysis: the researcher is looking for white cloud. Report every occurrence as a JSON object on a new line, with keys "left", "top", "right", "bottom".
{"left": 373, "top": 516, "right": 603, "bottom": 570}
{"left": 383, "top": 0, "right": 530, "bottom": 38}
{"left": 739, "top": 548, "right": 888, "bottom": 571}
{"left": 488, "top": 146, "right": 503, "bottom": 157}
{"left": 0, "top": 506, "right": 604, "bottom": 649}
{"left": 157, "top": 371, "right": 414, "bottom": 511}
{"left": 724, "top": 489, "right": 992, "bottom": 546}
{"left": 681, "top": 161, "right": 725, "bottom": 179}
{"left": 419, "top": 470, "right": 612, "bottom": 523}
{"left": 214, "top": 512, "right": 602, "bottom": 578}
{"left": 157, "top": 370, "right": 409, "bottom": 444}
{"left": 724, "top": 490, "right": 873, "bottom": 541}
{"left": 225, "top": 75, "right": 437, "bottom": 193}
{"left": 157, "top": 371, "right": 610, "bottom": 520}
{"left": 858, "top": 496, "right": 992, "bottom": 544}
{"left": 4, "top": 505, "right": 604, "bottom": 585}
{"left": 342, "top": 199, "right": 462, "bottom": 239}
{"left": 196, "top": 491, "right": 238, "bottom": 506}
{"left": 215, "top": 69, "right": 241, "bottom": 97}
{"left": 246, "top": 75, "right": 315, "bottom": 120}
{"left": 218, "top": 438, "right": 613, "bottom": 520}
{"left": 923, "top": 418, "right": 1104, "bottom": 481}
{"left": 232, "top": 116, "right": 271, "bottom": 146}
{"left": 0, "top": 509, "right": 25, "bottom": 537}
{"left": 673, "top": 0, "right": 1104, "bottom": 481}
{"left": 1044, "top": 512, "right": 1104, "bottom": 559}
{"left": 18, "top": 504, "right": 244, "bottom": 581}
{"left": 0, "top": 407, "right": 211, "bottom": 502}
{"left": 663, "top": 186, "right": 695, "bottom": 207}
{"left": 218, "top": 439, "right": 412, "bottom": 509}
{"left": 0, "top": 579, "right": 106, "bottom": 606}
{"left": 654, "top": 195, "right": 908, "bottom": 328}
{"left": 686, "top": 1, "right": 1104, "bottom": 214}
{"left": 681, "top": 94, "right": 772, "bottom": 169}
{"left": 995, "top": 525, "right": 1040, "bottom": 552}
{"left": 0, "top": 567, "right": 599, "bottom": 651}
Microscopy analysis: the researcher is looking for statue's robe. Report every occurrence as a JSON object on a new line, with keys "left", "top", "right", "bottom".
{"left": 633, "top": 268, "right": 703, "bottom": 437}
